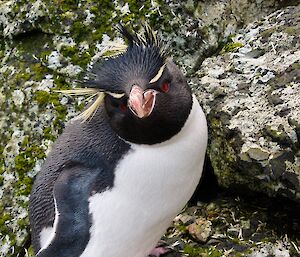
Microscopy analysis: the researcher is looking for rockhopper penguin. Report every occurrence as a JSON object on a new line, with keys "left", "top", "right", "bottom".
{"left": 29, "top": 26, "right": 208, "bottom": 257}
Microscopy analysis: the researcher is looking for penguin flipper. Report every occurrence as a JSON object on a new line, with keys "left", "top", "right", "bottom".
{"left": 36, "top": 164, "right": 104, "bottom": 257}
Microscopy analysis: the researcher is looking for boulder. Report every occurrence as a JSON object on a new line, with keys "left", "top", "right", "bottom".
{"left": 195, "top": 5, "right": 300, "bottom": 201}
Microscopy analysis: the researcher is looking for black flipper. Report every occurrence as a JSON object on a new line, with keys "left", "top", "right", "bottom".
{"left": 36, "top": 163, "right": 105, "bottom": 257}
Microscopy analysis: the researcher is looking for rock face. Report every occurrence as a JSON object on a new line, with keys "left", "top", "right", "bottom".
{"left": 179, "top": 0, "right": 300, "bottom": 69}
{"left": 195, "top": 5, "right": 300, "bottom": 201}
{"left": 0, "top": 0, "right": 300, "bottom": 256}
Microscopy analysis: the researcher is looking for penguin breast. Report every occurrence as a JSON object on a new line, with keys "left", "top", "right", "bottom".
{"left": 80, "top": 95, "right": 208, "bottom": 257}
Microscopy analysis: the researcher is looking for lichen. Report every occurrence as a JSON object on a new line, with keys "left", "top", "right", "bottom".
{"left": 221, "top": 41, "right": 244, "bottom": 53}
{"left": 183, "top": 245, "right": 222, "bottom": 257}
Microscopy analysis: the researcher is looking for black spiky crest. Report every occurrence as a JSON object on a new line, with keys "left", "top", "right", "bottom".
{"left": 58, "top": 24, "right": 168, "bottom": 121}
{"left": 86, "top": 24, "right": 167, "bottom": 90}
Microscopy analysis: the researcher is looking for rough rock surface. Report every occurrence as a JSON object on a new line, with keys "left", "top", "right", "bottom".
{"left": 195, "top": 5, "right": 300, "bottom": 201}
{"left": 1, "top": 0, "right": 300, "bottom": 256}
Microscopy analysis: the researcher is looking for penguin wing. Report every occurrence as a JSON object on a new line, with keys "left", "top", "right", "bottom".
{"left": 35, "top": 163, "right": 108, "bottom": 257}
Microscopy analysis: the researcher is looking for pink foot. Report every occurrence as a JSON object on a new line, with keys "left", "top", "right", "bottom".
{"left": 149, "top": 247, "right": 170, "bottom": 257}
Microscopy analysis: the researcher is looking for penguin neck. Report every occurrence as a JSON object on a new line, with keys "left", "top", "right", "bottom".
{"left": 128, "top": 95, "right": 203, "bottom": 148}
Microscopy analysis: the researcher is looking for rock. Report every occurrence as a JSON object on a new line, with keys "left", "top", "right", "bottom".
{"left": 175, "top": 0, "right": 299, "bottom": 72}
{"left": 195, "top": 5, "right": 300, "bottom": 202}
{"left": 249, "top": 241, "right": 291, "bottom": 257}
{"left": 0, "top": 0, "right": 47, "bottom": 38}
{"left": 175, "top": 214, "right": 194, "bottom": 225}
{"left": 187, "top": 218, "right": 212, "bottom": 243}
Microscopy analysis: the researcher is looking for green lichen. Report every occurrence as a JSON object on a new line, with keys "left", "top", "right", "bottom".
{"left": 24, "top": 246, "right": 34, "bottom": 257}
{"left": 16, "top": 177, "right": 34, "bottom": 196}
{"left": 17, "top": 217, "right": 28, "bottom": 229}
{"left": 31, "top": 63, "right": 50, "bottom": 81}
{"left": 34, "top": 90, "right": 68, "bottom": 133}
{"left": 0, "top": 213, "right": 11, "bottom": 234}
{"left": 221, "top": 42, "right": 243, "bottom": 53}
{"left": 284, "top": 25, "right": 300, "bottom": 35}
{"left": 175, "top": 223, "right": 188, "bottom": 232}
{"left": 70, "top": 21, "right": 90, "bottom": 43}
{"left": 75, "top": 102, "right": 85, "bottom": 112}
{"left": 183, "top": 245, "right": 222, "bottom": 257}
{"left": 263, "top": 125, "right": 293, "bottom": 147}
{"left": 60, "top": 45, "right": 77, "bottom": 57}
{"left": 69, "top": 50, "right": 91, "bottom": 68}
{"left": 15, "top": 137, "right": 46, "bottom": 188}
{"left": 53, "top": 75, "right": 70, "bottom": 90}
{"left": 259, "top": 27, "right": 276, "bottom": 40}
{"left": 0, "top": 209, "right": 17, "bottom": 250}
{"left": 14, "top": 72, "right": 31, "bottom": 83}
{"left": 43, "top": 127, "right": 56, "bottom": 141}
{"left": 208, "top": 116, "right": 239, "bottom": 187}
{"left": 34, "top": 90, "right": 50, "bottom": 107}
{"left": 34, "top": 90, "right": 67, "bottom": 114}
{"left": 53, "top": 0, "right": 80, "bottom": 12}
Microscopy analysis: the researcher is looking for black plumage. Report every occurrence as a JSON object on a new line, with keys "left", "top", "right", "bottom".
{"left": 30, "top": 109, "right": 130, "bottom": 255}
{"left": 86, "top": 25, "right": 167, "bottom": 95}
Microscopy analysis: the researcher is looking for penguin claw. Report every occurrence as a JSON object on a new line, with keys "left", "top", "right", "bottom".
{"left": 148, "top": 246, "right": 170, "bottom": 257}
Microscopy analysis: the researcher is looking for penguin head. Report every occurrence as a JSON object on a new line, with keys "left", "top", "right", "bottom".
{"left": 86, "top": 26, "right": 192, "bottom": 145}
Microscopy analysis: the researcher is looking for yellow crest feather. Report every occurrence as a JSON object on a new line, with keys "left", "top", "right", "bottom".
{"left": 149, "top": 63, "right": 166, "bottom": 84}
{"left": 76, "top": 92, "right": 105, "bottom": 122}
{"left": 100, "top": 42, "right": 128, "bottom": 58}
{"left": 56, "top": 88, "right": 124, "bottom": 122}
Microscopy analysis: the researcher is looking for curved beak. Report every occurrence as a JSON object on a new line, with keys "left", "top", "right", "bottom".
{"left": 128, "top": 85, "right": 157, "bottom": 118}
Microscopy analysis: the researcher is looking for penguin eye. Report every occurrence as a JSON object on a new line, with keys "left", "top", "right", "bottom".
{"left": 161, "top": 82, "right": 170, "bottom": 93}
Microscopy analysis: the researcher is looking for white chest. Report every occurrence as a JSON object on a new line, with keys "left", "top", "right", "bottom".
{"left": 80, "top": 96, "right": 207, "bottom": 257}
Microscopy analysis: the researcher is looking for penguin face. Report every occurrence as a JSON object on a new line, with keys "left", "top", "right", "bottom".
{"left": 103, "top": 60, "right": 192, "bottom": 145}
{"left": 87, "top": 27, "right": 192, "bottom": 145}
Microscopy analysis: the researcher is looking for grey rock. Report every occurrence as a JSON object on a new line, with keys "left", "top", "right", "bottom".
{"left": 195, "top": 5, "right": 300, "bottom": 201}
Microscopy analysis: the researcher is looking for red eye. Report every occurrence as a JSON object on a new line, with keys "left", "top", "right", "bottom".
{"left": 161, "top": 82, "right": 170, "bottom": 93}
{"left": 119, "top": 103, "right": 127, "bottom": 112}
